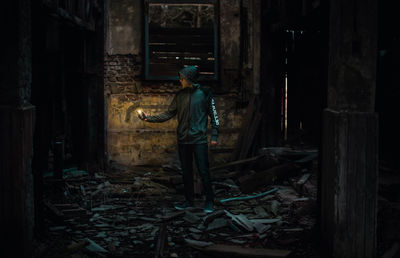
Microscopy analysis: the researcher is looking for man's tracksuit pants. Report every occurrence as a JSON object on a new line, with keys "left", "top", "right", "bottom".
{"left": 178, "top": 143, "right": 214, "bottom": 202}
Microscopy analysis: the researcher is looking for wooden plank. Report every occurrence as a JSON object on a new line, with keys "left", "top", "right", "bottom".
{"left": 149, "top": 64, "right": 215, "bottom": 77}
{"left": 150, "top": 63, "right": 214, "bottom": 73}
{"left": 232, "top": 95, "right": 256, "bottom": 161}
{"left": 149, "top": 42, "right": 213, "bottom": 48}
{"left": 238, "top": 111, "right": 262, "bottom": 161}
{"left": 149, "top": 44, "right": 214, "bottom": 52}
{"left": 44, "top": 200, "right": 64, "bottom": 218}
{"left": 149, "top": 63, "right": 182, "bottom": 76}
{"left": 203, "top": 210, "right": 225, "bottom": 226}
{"left": 161, "top": 211, "right": 185, "bottom": 221}
{"left": 154, "top": 223, "right": 167, "bottom": 258}
{"left": 150, "top": 51, "right": 213, "bottom": 59}
{"left": 150, "top": 58, "right": 214, "bottom": 68}
{"left": 240, "top": 96, "right": 261, "bottom": 158}
{"left": 190, "top": 243, "right": 291, "bottom": 257}
{"left": 220, "top": 188, "right": 278, "bottom": 203}
{"left": 150, "top": 57, "right": 213, "bottom": 64}
{"left": 149, "top": 27, "right": 213, "bottom": 35}
{"left": 150, "top": 53, "right": 214, "bottom": 60}
{"left": 149, "top": 0, "right": 215, "bottom": 5}
{"left": 239, "top": 163, "right": 299, "bottom": 193}
{"left": 210, "top": 155, "right": 263, "bottom": 171}
{"left": 150, "top": 34, "right": 214, "bottom": 44}
{"left": 149, "top": 40, "right": 213, "bottom": 47}
{"left": 150, "top": 55, "right": 213, "bottom": 61}
{"left": 149, "top": 41, "right": 213, "bottom": 48}
{"left": 211, "top": 170, "right": 240, "bottom": 180}
{"left": 67, "top": 240, "right": 90, "bottom": 253}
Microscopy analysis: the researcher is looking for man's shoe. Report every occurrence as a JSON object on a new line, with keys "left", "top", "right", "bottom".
{"left": 204, "top": 201, "right": 214, "bottom": 213}
{"left": 174, "top": 201, "right": 194, "bottom": 211}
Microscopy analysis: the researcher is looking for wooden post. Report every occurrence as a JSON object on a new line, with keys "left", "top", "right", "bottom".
{"left": 321, "top": 0, "right": 378, "bottom": 257}
{"left": 251, "top": 0, "right": 261, "bottom": 95}
{"left": 0, "top": 105, "right": 35, "bottom": 257}
{"left": 321, "top": 110, "right": 378, "bottom": 258}
{"left": 0, "top": 1, "right": 35, "bottom": 256}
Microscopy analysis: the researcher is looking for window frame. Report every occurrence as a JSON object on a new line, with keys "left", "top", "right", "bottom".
{"left": 144, "top": 0, "right": 219, "bottom": 81}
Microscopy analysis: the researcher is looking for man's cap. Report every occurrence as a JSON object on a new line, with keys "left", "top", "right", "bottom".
{"left": 178, "top": 66, "right": 199, "bottom": 85}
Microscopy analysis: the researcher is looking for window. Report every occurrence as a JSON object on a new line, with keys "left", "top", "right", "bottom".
{"left": 144, "top": 0, "right": 218, "bottom": 80}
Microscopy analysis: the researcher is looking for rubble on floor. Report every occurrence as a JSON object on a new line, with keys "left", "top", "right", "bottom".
{"left": 32, "top": 146, "right": 320, "bottom": 258}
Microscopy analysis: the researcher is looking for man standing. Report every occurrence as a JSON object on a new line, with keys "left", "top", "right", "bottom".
{"left": 138, "top": 66, "right": 219, "bottom": 213}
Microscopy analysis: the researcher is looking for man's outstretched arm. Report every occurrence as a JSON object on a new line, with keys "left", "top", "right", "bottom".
{"left": 141, "top": 95, "right": 177, "bottom": 122}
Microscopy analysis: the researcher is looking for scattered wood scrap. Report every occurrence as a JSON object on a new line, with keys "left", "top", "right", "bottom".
{"left": 154, "top": 223, "right": 167, "bottom": 258}
{"left": 44, "top": 200, "right": 64, "bottom": 220}
{"left": 219, "top": 188, "right": 279, "bottom": 203}
{"left": 203, "top": 210, "right": 226, "bottom": 226}
{"left": 67, "top": 240, "right": 89, "bottom": 253}
{"left": 36, "top": 149, "right": 320, "bottom": 257}
{"left": 188, "top": 243, "right": 291, "bottom": 258}
{"left": 161, "top": 210, "right": 185, "bottom": 221}
{"left": 210, "top": 155, "right": 265, "bottom": 172}
{"left": 239, "top": 164, "right": 299, "bottom": 193}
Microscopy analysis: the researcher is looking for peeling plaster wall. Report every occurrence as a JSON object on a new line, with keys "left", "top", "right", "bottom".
{"left": 105, "top": 1, "right": 243, "bottom": 167}
{"left": 106, "top": 0, "right": 142, "bottom": 55}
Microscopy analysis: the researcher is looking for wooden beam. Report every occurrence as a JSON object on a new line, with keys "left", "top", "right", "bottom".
{"left": 210, "top": 154, "right": 263, "bottom": 172}
{"left": 154, "top": 223, "right": 167, "bottom": 258}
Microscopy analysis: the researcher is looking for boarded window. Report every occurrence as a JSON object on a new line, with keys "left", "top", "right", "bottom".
{"left": 145, "top": 0, "right": 218, "bottom": 80}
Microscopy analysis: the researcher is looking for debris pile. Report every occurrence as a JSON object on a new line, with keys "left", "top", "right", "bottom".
{"left": 33, "top": 146, "right": 320, "bottom": 257}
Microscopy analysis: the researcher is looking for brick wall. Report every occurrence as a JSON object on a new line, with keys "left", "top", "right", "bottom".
{"left": 105, "top": 54, "right": 142, "bottom": 94}
{"left": 104, "top": 54, "right": 244, "bottom": 167}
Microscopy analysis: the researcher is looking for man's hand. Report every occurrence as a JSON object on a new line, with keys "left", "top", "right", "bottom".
{"left": 138, "top": 111, "right": 147, "bottom": 121}
{"left": 210, "top": 140, "right": 217, "bottom": 147}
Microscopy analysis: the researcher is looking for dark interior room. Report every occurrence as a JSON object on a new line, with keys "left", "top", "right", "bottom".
{"left": 1, "top": 0, "right": 399, "bottom": 257}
